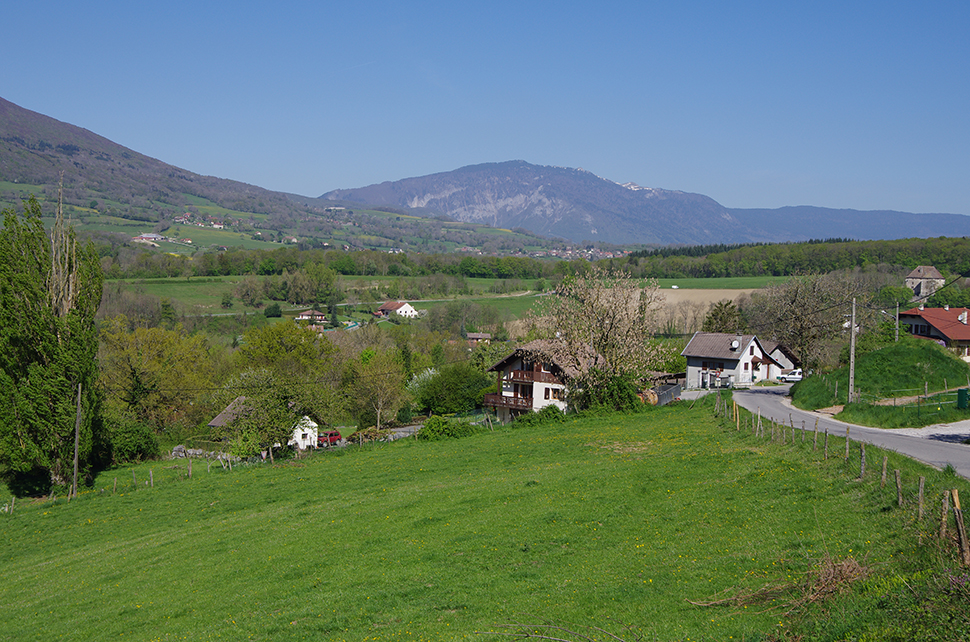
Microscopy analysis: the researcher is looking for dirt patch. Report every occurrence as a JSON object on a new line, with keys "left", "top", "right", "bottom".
{"left": 816, "top": 405, "right": 844, "bottom": 415}
{"left": 661, "top": 288, "right": 756, "bottom": 307}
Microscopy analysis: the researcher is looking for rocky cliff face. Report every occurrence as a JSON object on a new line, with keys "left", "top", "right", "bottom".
{"left": 321, "top": 161, "right": 749, "bottom": 244}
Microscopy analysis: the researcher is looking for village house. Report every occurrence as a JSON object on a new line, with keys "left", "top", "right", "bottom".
{"left": 295, "top": 309, "right": 327, "bottom": 324}
{"left": 208, "top": 397, "right": 320, "bottom": 452}
{"left": 899, "top": 305, "right": 970, "bottom": 360}
{"left": 681, "top": 332, "right": 781, "bottom": 389}
{"left": 483, "top": 340, "right": 579, "bottom": 423}
{"left": 760, "top": 340, "right": 801, "bottom": 380}
{"left": 375, "top": 301, "right": 419, "bottom": 318}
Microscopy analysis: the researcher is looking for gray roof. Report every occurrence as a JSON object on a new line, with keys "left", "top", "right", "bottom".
{"left": 681, "top": 332, "right": 756, "bottom": 360}
{"left": 907, "top": 265, "right": 944, "bottom": 280}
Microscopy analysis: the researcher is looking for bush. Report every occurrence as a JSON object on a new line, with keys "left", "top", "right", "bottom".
{"left": 414, "top": 363, "right": 492, "bottom": 415}
{"left": 513, "top": 404, "right": 566, "bottom": 428}
{"left": 106, "top": 413, "right": 160, "bottom": 464}
{"left": 264, "top": 302, "right": 282, "bottom": 318}
{"left": 416, "top": 415, "right": 481, "bottom": 441}
{"left": 569, "top": 369, "right": 643, "bottom": 412}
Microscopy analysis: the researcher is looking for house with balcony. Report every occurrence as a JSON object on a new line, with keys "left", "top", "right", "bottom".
{"left": 484, "top": 340, "right": 582, "bottom": 423}
{"left": 681, "top": 332, "right": 781, "bottom": 389}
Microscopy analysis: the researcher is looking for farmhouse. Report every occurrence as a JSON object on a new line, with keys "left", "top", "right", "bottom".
{"left": 681, "top": 332, "right": 780, "bottom": 389}
{"left": 483, "top": 340, "right": 581, "bottom": 423}
{"left": 905, "top": 266, "right": 945, "bottom": 300}
{"left": 376, "top": 301, "right": 418, "bottom": 318}
{"left": 899, "top": 305, "right": 970, "bottom": 360}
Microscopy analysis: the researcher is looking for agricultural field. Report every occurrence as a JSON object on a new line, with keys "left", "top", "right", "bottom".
{"left": 2, "top": 398, "right": 967, "bottom": 641}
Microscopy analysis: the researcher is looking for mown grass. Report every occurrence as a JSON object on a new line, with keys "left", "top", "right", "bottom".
{"left": 836, "top": 393, "right": 970, "bottom": 429}
{"left": 2, "top": 398, "right": 967, "bottom": 641}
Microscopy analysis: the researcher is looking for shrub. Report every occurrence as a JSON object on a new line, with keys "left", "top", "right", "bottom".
{"left": 569, "top": 369, "right": 643, "bottom": 412}
{"left": 264, "top": 302, "right": 282, "bottom": 318}
{"left": 416, "top": 415, "right": 481, "bottom": 441}
{"left": 106, "top": 412, "right": 160, "bottom": 464}
{"left": 513, "top": 404, "right": 566, "bottom": 428}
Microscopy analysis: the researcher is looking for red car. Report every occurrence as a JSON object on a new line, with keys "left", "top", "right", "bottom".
{"left": 317, "top": 430, "right": 342, "bottom": 447}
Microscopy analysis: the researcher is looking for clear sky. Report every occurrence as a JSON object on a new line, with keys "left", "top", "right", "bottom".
{"left": 2, "top": 1, "right": 968, "bottom": 214}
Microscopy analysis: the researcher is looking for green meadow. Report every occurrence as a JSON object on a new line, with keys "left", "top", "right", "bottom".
{"left": 2, "top": 398, "right": 967, "bottom": 641}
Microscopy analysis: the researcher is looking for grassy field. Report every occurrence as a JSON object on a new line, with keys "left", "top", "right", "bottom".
{"left": 656, "top": 276, "right": 789, "bottom": 289}
{"left": 2, "top": 398, "right": 967, "bottom": 641}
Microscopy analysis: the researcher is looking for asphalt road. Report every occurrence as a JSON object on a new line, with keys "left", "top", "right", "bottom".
{"left": 732, "top": 385, "right": 970, "bottom": 481}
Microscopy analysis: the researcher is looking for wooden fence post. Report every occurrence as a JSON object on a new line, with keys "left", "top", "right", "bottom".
{"left": 941, "top": 491, "right": 951, "bottom": 540}
{"left": 859, "top": 443, "right": 866, "bottom": 479}
{"left": 802, "top": 420, "right": 806, "bottom": 443}
{"left": 188, "top": 457, "right": 193, "bottom": 479}
{"left": 881, "top": 457, "right": 888, "bottom": 488}
{"left": 9, "top": 496, "right": 13, "bottom": 515}
{"left": 918, "top": 476, "right": 925, "bottom": 520}
{"left": 953, "top": 489, "right": 970, "bottom": 566}
{"left": 824, "top": 430, "right": 829, "bottom": 460}
{"left": 845, "top": 426, "right": 850, "bottom": 462}
{"left": 132, "top": 469, "right": 137, "bottom": 486}
{"left": 895, "top": 470, "right": 903, "bottom": 507}
{"left": 113, "top": 478, "right": 117, "bottom": 494}
{"left": 150, "top": 469, "right": 154, "bottom": 488}
{"left": 813, "top": 419, "right": 819, "bottom": 451}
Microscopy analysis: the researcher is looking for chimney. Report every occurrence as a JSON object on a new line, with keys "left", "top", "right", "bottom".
{"left": 945, "top": 304, "right": 949, "bottom": 311}
{"left": 961, "top": 311, "right": 968, "bottom": 325}
{"left": 919, "top": 303, "right": 924, "bottom": 310}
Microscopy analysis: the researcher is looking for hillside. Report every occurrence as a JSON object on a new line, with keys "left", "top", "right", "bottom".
{"left": 321, "top": 161, "right": 970, "bottom": 245}
{"left": 2, "top": 401, "right": 967, "bottom": 641}
{"left": 0, "top": 98, "right": 557, "bottom": 255}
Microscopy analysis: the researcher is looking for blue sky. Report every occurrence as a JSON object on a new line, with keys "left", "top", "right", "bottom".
{"left": 2, "top": 1, "right": 968, "bottom": 214}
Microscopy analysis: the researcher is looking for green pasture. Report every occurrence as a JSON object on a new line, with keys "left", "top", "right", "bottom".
{"left": 2, "top": 398, "right": 966, "bottom": 641}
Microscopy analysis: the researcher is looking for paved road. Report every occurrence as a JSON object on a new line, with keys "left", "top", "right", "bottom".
{"left": 732, "top": 385, "right": 970, "bottom": 480}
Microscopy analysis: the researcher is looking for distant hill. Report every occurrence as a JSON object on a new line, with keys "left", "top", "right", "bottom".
{"left": 0, "top": 96, "right": 305, "bottom": 223}
{"left": 5, "top": 96, "right": 969, "bottom": 249}
{"left": 321, "top": 161, "right": 970, "bottom": 245}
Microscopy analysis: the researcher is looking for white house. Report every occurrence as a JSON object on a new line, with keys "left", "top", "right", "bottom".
{"left": 760, "top": 340, "right": 801, "bottom": 380}
{"left": 483, "top": 340, "right": 578, "bottom": 423}
{"left": 376, "top": 301, "right": 419, "bottom": 318}
{"left": 288, "top": 416, "right": 319, "bottom": 450}
{"left": 681, "top": 332, "right": 780, "bottom": 389}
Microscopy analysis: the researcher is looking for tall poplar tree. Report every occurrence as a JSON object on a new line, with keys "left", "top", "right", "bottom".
{"left": 0, "top": 195, "right": 104, "bottom": 494}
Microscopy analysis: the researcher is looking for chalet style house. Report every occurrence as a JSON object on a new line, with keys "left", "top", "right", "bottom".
{"left": 681, "top": 332, "right": 781, "bottom": 389}
{"left": 484, "top": 340, "right": 579, "bottom": 423}
{"left": 899, "top": 305, "right": 970, "bottom": 360}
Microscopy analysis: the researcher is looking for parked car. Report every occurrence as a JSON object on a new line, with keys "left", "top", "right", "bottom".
{"left": 317, "top": 430, "right": 342, "bottom": 447}
{"left": 778, "top": 368, "right": 803, "bottom": 383}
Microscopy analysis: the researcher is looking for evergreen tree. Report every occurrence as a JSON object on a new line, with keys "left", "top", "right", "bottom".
{"left": 0, "top": 196, "right": 104, "bottom": 495}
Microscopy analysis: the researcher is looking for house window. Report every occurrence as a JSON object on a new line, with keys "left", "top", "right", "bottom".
{"left": 750, "top": 346, "right": 754, "bottom": 355}
{"left": 544, "top": 388, "right": 550, "bottom": 400}
{"left": 551, "top": 388, "right": 563, "bottom": 400}
{"left": 744, "top": 362, "right": 749, "bottom": 371}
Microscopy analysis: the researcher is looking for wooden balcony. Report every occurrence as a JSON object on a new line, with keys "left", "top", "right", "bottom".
{"left": 483, "top": 393, "right": 533, "bottom": 410}
{"left": 505, "top": 370, "right": 560, "bottom": 384}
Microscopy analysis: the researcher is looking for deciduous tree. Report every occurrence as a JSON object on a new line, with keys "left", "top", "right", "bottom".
{"left": 0, "top": 196, "right": 104, "bottom": 494}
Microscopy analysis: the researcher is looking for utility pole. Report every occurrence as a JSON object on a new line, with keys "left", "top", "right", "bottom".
{"left": 895, "top": 301, "right": 899, "bottom": 342}
{"left": 848, "top": 298, "right": 857, "bottom": 404}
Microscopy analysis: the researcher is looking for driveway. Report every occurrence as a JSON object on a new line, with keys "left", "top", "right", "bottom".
{"left": 731, "top": 385, "right": 970, "bottom": 480}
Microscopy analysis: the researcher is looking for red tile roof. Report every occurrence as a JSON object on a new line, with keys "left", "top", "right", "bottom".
{"left": 900, "top": 307, "right": 970, "bottom": 341}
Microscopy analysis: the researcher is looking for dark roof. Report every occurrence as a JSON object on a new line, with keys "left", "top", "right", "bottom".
{"left": 682, "top": 332, "right": 755, "bottom": 360}
{"left": 207, "top": 396, "right": 248, "bottom": 428}
{"left": 681, "top": 332, "right": 782, "bottom": 367}
{"left": 488, "top": 339, "right": 596, "bottom": 380}
{"left": 760, "top": 340, "right": 802, "bottom": 367}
